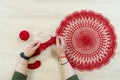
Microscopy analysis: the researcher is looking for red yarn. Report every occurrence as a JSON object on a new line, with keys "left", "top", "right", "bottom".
{"left": 28, "top": 36, "right": 56, "bottom": 69}
{"left": 19, "top": 30, "right": 30, "bottom": 41}
{"left": 28, "top": 10, "right": 116, "bottom": 71}
{"left": 28, "top": 60, "right": 41, "bottom": 69}
{"left": 33, "top": 48, "right": 41, "bottom": 56}
{"left": 32, "top": 36, "right": 56, "bottom": 57}
{"left": 39, "top": 43, "right": 48, "bottom": 50}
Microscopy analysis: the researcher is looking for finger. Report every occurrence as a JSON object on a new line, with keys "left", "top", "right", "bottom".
{"left": 59, "top": 36, "right": 65, "bottom": 48}
{"left": 31, "top": 41, "right": 39, "bottom": 47}
{"left": 56, "top": 36, "right": 60, "bottom": 47}
{"left": 33, "top": 42, "right": 40, "bottom": 50}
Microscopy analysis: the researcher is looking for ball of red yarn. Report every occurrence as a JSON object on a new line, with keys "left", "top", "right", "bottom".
{"left": 19, "top": 30, "right": 30, "bottom": 41}
{"left": 28, "top": 60, "right": 41, "bottom": 69}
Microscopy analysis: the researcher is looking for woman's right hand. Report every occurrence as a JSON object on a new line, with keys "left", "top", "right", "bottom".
{"left": 56, "top": 36, "right": 66, "bottom": 56}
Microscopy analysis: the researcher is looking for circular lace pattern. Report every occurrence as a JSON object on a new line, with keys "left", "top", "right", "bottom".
{"left": 56, "top": 10, "right": 116, "bottom": 71}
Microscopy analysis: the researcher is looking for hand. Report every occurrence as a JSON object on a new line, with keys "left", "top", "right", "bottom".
{"left": 24, "top": 41, "right": 40, "bottom": 57}
{"left": 56, "top": 36, "right": 65, "bottom": 56}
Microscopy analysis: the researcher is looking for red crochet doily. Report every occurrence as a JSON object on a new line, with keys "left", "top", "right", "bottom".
{"left": 56, "top": 10, "right": 116, "bottom": 71}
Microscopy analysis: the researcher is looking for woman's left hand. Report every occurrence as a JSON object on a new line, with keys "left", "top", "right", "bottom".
{"left": 24, "top": 41, "right": 40, "bottom": 57}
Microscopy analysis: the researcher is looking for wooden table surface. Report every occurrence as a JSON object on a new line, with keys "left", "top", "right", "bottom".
{"left": 0, "top": 0, "right": 120, "bottom": 80}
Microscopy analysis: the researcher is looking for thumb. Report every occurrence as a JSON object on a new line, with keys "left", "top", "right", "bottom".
{"left": 59, "top": 36, "right": 65, "bottom": 48}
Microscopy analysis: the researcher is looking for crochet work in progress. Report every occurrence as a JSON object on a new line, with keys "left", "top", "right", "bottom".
{"left": 28, "top": 37, "right": 56, "bottom": 69}
{"left": 28, "top": 10, "right": 116, "bottom": 71}
{"left": 56, "top": 10, "right": 116, "bottom": 71}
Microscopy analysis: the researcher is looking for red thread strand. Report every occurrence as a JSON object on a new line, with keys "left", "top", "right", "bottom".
{"left": 28, "top": 36, "right": 56, "bottom": 69}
